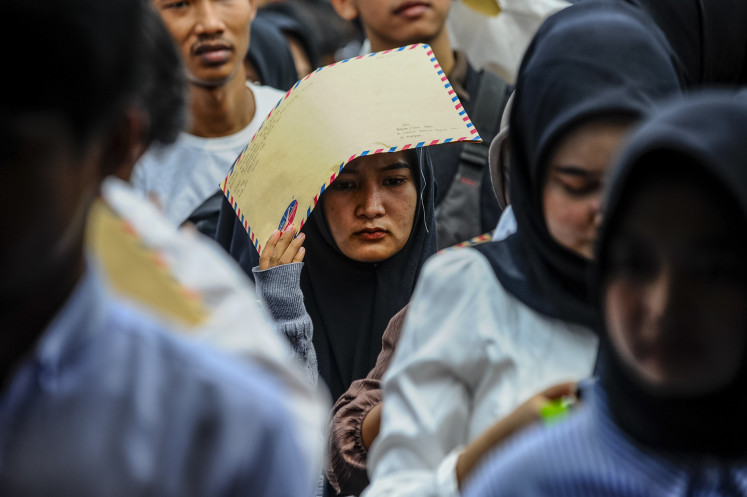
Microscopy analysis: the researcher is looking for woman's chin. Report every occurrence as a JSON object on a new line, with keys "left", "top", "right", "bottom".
{"left": 341, "top": 244, "right": 396, "bottom": 263}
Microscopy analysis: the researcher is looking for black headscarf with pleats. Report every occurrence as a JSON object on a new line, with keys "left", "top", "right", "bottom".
{"left": 215, "top": 149, "right": 436, "bottom": 401}
{"left": 596, "top": 92, "right": 747, "bottom": 458}
{"left": 473, "top": 1, "right": 682, "bottom": 331}
{"left": 300, "top": 149, "right": 436, "bottom": 401}
{"left": 617, "top": 0, "right": 747, "bottom": 87}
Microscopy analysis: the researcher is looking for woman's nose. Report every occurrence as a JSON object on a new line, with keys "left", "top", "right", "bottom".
{"left": 646, "top": 264, "right": 689, "bottom": 327}
{"left": 648, "top": 267, "right": 671, "bottom": 320}
{"left": 590, "top": 194, "right": 603, "bottom": 229}
{"left": 356, "top": 187, "right": 385, "bottom": 219}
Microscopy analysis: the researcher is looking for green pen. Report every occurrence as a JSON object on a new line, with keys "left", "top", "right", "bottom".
{"left": 540, "top": 396, "right": 576, "bottom": 426}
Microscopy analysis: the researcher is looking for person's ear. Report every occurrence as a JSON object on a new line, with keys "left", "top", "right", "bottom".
{"left": 330, "top": 0, "right": 359, "bottom": 21}
{"left": 247, "top": 0, "right": 257, "bottom": 23}
{"left": 101, "top": 106, "right": 148, "bottom": 181}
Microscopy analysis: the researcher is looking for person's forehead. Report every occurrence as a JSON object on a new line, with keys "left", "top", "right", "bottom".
{"left": 616, "top": 170, "right": 742, "bottom": 245}
{"left": 341, "top": 152, "right": 414, "bottom": 173}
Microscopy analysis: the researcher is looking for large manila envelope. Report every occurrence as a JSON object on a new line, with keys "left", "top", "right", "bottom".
{"left": 221, "top": 43, "right": 480, "bottom": 254}
{"left": 87, "top": 200, "right": 207, "bottom": 327}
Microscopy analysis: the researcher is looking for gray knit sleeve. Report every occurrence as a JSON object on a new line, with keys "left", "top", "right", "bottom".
{"left": 253, "top": 263, "right": 317, "bottom": 387}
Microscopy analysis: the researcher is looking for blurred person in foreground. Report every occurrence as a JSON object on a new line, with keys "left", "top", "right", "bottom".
{"left": 93, "top": 2, "right": 326, "bottom": 467}
{"left": 0, "top": 1, "right": 317, "bottom": 495}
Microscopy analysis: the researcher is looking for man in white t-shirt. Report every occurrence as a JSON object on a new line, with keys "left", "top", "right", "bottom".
{"left": 133, "top": 0, "right": 285, "bottom": 233}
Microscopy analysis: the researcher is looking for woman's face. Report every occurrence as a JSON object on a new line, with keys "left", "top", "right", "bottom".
{"left": 603, "top": 171, "right": 747, "bottom": 396}
{"left": 324, "top": 151, "right": 418, "bottom": 263}
{"left": 543, "top": 120, "right": 632, "bottom": 259}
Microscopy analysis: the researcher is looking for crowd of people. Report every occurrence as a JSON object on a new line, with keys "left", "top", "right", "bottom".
{"left": 3, "top": 0, "right": 747, "bottom": 496}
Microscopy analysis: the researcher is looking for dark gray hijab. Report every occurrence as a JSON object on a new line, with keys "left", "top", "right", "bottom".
{"left": 474, "top": 1, "right": 682, "bottom": 330}
{"left": 598, "top": 91, "right": 747, "bottom": 458}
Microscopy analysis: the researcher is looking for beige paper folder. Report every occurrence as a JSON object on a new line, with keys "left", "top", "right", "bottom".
{"left": 88, "top": 200, "right": 207, "bottom": 327}
{"left": 221, "top": 43, "right": 480, "bottom": 253}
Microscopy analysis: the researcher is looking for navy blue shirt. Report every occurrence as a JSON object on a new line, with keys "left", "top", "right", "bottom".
{"left": 0, "top": 267, "right": 313, "bottom": 497}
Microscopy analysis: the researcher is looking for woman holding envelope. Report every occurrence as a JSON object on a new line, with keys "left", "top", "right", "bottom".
{"left": 217, "top": 147, "right": 437, "bottom": 403}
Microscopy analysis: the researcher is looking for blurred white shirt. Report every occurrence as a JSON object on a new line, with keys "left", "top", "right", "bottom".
{"left": 448, "top": 0, "right": 571, "bottom": 83}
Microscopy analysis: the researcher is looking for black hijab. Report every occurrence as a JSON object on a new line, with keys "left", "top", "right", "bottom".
{"left": 618, "top": 0, "right": 747, "bottom": 87}
{"left": 597, "top": 92, "right": 747, "bottom": 458}
{"left": 257, "top": 3, "right": 321, "bottom": 72}
{"left": 301, "top": 149, "right": 436, "bottom": 401}
{"left": 215, "top": 149, "right": 436, "bottom": 401}
{"left": 473, "top": 1, "right": 682, "bottom": 330}
{"left": 246, "top": 18, "right": 298, "bottom": 91}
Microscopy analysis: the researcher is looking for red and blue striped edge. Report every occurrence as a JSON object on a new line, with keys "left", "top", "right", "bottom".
{"left": 437, "top": 232, "right": 493, "bottom": 254}
{"left": 220, "top": 43, "right": 481, "bottom": 254}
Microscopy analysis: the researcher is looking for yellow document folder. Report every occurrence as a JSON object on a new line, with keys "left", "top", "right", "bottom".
{"left": 87, "top": 200, "right": 207, "bottom": 327}
{"left": 221, "top": 43, "right": 480, "bottom": 253}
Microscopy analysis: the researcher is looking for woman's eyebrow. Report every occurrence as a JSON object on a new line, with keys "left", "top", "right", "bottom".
{"left": 551, "top": 165, "right": 601, "bottom": 177}
{"left": 381, "top": 162, "right": 413, "bottom": 172}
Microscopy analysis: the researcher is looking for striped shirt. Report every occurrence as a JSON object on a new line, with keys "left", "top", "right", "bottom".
{"left": 463, "top": 383, "right": 747, "bottom": 497}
